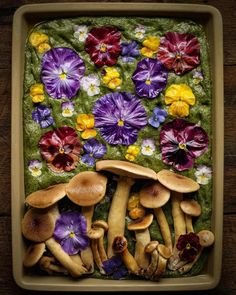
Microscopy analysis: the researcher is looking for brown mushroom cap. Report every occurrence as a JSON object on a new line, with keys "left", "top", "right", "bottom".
{"left": 112, "top": 236, "right": 128, "bottom": 253}
{"left": 66, "top": 171, "right": 107, "bottom": 206}
{"left": 22, "top": 208, "right": 55, "bottom": 242}
{"left": 145, "top": 241, "right": 159, "bottom": 254}
{"left": 156, "top": 170, "right": 200, "bottom": 193}
{"left": 87, "top": 227, "right": 104, "bottom": 239}
{"left": 127, "top": 214, "right": 154, "bottom": 231}
{"left": 25, "top": 183, "right": 67, "bottom": 209}
{"left": 197, "top": 230, "right": 215, "bottom": 247}
{"left": 96, "top": 160, "right": 157, "bottom": 180}
{"left": 23, "top": 242, "right": 46, "bottom": 267}
{"left": 180, "top": 199, "right": 201, "bottom": 217}
{"left": 139, "top": 181, "right": 170, "bottom": 209}
{"left": 92, "top": 220, "right": 108, "bottom": 232}
{"left": 157, "top": 244, "right": 172, "bottom": 259}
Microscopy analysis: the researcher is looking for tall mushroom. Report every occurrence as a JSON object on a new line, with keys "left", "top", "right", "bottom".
{"left": 144, "top": 241, "right": 159, "bottom": 278}
{"left": 96, "top": 160, "right": 157, "bottom": 258}
{"left": 180, "top": 199, "right": 201, "bottom": 233}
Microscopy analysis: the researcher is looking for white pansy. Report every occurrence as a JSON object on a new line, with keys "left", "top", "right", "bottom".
{"left": 73, "top": 25, "right": 88, "bottom": 42}
{"left": 81, "top": 74, "right": 100, "bottom": 96}
{"left": 134, "top": 25, "right": 146, "bottom": 40}
{"left": 194, "top": 165, "right": 212, "bottom": 185}
{"left": 141, "top": 138, "right": 155, "bottom": 156}
{"left": 28, "top": 160, "right": 42, "bottom": 177}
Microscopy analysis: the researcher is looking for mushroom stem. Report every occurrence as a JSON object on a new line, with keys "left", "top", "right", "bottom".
{"left": 145, "top": 249, "right": 159, "bottom": 278}
{"left": 185, "top": 214, "right": 194, "bottom": 233}
{"left": 178, "top": 249, "right": 203, "bottom": 274}
{"left": 107, "top": 177, "right": 135, "bottom": 258}
{"left": 98, "top": 237, "right": 107, "bottom": 262}
{"left": 91, "top": 239, "right": 105, "bottom": 274}
{"left": 39, "top": 256, "right": 68, "bottom": 275}
{"left": 152, "top": 244, "right": 171, "bottom": 280}
{"left": 134, "top": 229, "right": 151, "bottom": 270}
{"left": 82, "top": 206, "right": 94, "bottom": 230}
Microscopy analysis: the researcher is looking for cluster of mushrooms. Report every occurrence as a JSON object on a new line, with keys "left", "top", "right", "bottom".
{"left": 22, "top": 160, "right": 214, "bottom": 280}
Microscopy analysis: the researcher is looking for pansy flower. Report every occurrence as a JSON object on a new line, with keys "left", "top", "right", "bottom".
{"left": 102, "top": 67, "right": 122, "bottom": 90}
{"left": 134, "top": 25, "right": 146, "bottom": 40}
{"left": 177, "top": 233, "right": 201, "bottom": 262}
{"left": 32, "top": 104, "right": 54, "bottom": 129}
{"left": 160, "top": 118, "right": 209, "bottom": 171}
{"left": 29, "top": 31, "right": 51, "bottom": 54}
{"left": 76, "top": 114, "right": 97, "bottom": 139}
{"left": 85, "top": 26, "right": 121, "bottom": 67}
{"left": 80, "top": 74, "right": 100, "bottom": 96}
{"left": 141, "top": 138, "right": 156, "bottom": 156}
{"left": 73, "top": 25, "right": 88, "bottom": 42}
{"left": 30, "top": 83, "right": 45, "bottom": 103}
{"left": 141, "top": 36, "right": 160, "bottom": 58}
{"left": 125, "top": 145, "right": 140, "bottom": 161}
{"left": 41, "top": 47, "right": 85, "bottom": 99}
{"left": 165, "top": 84, "right": 196, "bottom": 117}
{"left": 61, "top": 101, "right": 75, "bottom": 117}
{"left": 157, "top": 32, "right": 200, "bottom": 75}
{"left": 194, "top": 165, "right": 212, "bottom": 185}
{"left": 93, "top": 92, "right": 147, "bottom": 145}
{"left": 102, "top": 255, "right": 128, "bottom": 279}
{"left": 132, "top": 58, "right": 168, "bottom": 99}
{"left": 39, "top": 126, "right": 80, "bottom": 172}
{"left": 193, "top": 70, "right": 204, "bottom": 85}
{"left": 81, "top": 138, "right": 107, "bottom": 166}
{"left": 148, "top": 107, "right": 167, "bottom": 128}
{"left": 121, "top": 41, "right": 140, "bottom": 63}
{"left": 54, "top": 211, "right": 89, "bottom": 255}
{"left": 28, "top": 160, "right": 42, "bottom": 177}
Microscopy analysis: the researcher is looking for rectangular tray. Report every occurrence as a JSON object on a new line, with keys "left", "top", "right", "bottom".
{"left": 11, "top": 2, "right": 224, "bottom": 291}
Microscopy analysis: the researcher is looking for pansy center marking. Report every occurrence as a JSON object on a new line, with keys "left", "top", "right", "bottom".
{"left": 118, "top": 119, "right": 124, "bottom": 126}
{"left": 145, "top": 79, "right": 151, "bottom": 85}
{"left": 69, "top": 231, "right": 75, "bottom": 238}
{"left": 59, "top": 72, "right": 67, "bottom": 80}
{"left": 178, "top": 143, "right": 187, "bottom": 150}
{"left": 100, "top": 43, "right": 107, "bottom": 52}
{"left": 59, "top": 147, "right": 65, "bottom": 154}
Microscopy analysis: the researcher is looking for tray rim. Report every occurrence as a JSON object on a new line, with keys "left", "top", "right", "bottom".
{"left": 11, "top": 2, "right": 224, "bottom": 291}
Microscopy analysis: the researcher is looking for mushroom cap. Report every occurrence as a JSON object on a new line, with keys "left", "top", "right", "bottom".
{"left": 23, "top": 242, "right": 46, "bottom": 267}
{"left": 87, "top": 227, "right": 104, "bottom": 239}
{"left": 139, "top": 181, "right": 170, "bottom": 209}
{"left": 92, "top": 220, "right": 108, "bottom": 232}
{"left": 66, "top": 171, "right": 107, "bottom": 206}
{"left": 157, "top": 244, "right": 172, "bottom": 259}
{"left": 197, "top": 230, "right": 215, "bottom": 247}
{"left": 127, "top": 214, "right": 154, "bottom": 231}
{"left": 156, "top": 170, "right": 200, "bottom": 193}
{"left": 180, "top": 199, "right": 201, "bottom": 217}
{"left": 96, "top": 160, "right": 157, "bottom": 180}
{"left": 112, "top": 236, "right": 128, "bottom": 253}
{"left": 145, "top": 241, "right": 159, "bottom": 254}
{"left": 21, "top": 208, "right": 55, "bottom": 242}
{"left": 25, "top": 183, "right": 67, "bottom": 209}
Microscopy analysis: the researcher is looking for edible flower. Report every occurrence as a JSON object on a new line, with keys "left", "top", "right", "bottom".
{"left": 41, "top": 47, "right": 85, "bottom": 99}
{"left": 141, "top": 138, "right": 156, "bottom": 156}
{"left": 93, "top": 92, "right": 147, "bottom": 145}
{"left": 160, "top": 118, "right": 209, "bottom": 171}
{"left": 81, "top": 138, "right": 107, "bottom": 166}
{"left": 80, "top": 74, "right": 100, "bottom": 96}
{"left": 148, "top": 107, "right": 167, "bottom": 128}
{"left": 73, "top": 25, "right": 88, "bottom": 42}
{"left": 30, "top": 83, "right": 45, "bottom": 103}
{"left": 125, "top": 145, "right": 140, "bottom": 161}
{"left": 157, "top": 32, "right": 200, "bottom": 75}
{"left": 127, "top": 193, "right": 145, "bottom": 220}
{"left": 192, "top": 70, "right": 204, "bottom": 85}
{"left": 61, "top": 101, "right": 75, "bottom": 117}
{"left": 102, "top": 67, "right": 122, "bottom": 89}
{"left": 134, "top": 25, "right": 146, "bottom": 40}
{"left": 29, "top": 32, "right": 51, "bottom": 53}
{"left": 28, "top": 160, "right": 42, "bottom": 177}
{"left": 176, "top": 233, "right": 201, "bottom": 262}
{"left": 85, "top": 26, "right": 121, "bottom": 67}
{"left": 102, "top": 255, "right": 128, "bottom": 279}
{"left": 76, "top": 114, "right": 97, "bottom": 139}
{"left": 141, "top": 36, "right": 160, "bottom": 57}
{"left": 32, "top": 105, "right": 54, "bottom": 129}
{"left": 194, "top": 165, "right": 212, "bottom": 185}
{"left": 164, "top": 84, "right": 196, "bottom": 117}
{"left": 132, "top": 58, "right": 168, "bottom": 99}
{"left": 121, "top": 41, "right": 140, "bottom": 63}
{"left": 54, "top": 211, "right": 89, "bottom": 255}
{"left": 39, "top": 126, "right": 81, "bottom": 173}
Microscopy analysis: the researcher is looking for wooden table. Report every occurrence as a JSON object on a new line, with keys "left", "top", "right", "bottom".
{"left": 0, "top": 0, "right": 235, "bottom": 294}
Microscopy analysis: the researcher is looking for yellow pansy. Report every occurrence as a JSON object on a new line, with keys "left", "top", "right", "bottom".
{"left": 165, "top": 84, "right": 196, "bottom": 117}
{"left": 29, "top": 32, "right": 51, "bottom": 53}
{"left": 141, "top": 36, "right": 160, "bottom": 57}
{"left": 127, "top": 193, "right": 140, "bottom": 210}
{"left": 37, "top": 42, "right": 51, "bottom": 54}
{"left": 125, "top": 145, "right": 140, "bottom": 162}
{"left": 30, "top": 83, "right": 45, "bottom": 103}
{"left": 76, "top": 114, "right": 97, "bottom": 139}
{"left": 102, "top": 67, "right": 122, "bottom": 89}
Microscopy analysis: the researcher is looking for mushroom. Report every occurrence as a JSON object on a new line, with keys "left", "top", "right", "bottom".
{"left": 180, "top": 199, "right": 201, "bottom": 233}
{"left": 112, "top": 236, "right": 140, "bottom": 274}
{"left": 38, "top": 256, "right": 68, "bottom": 275}
{"left": 96, "top": 160, "right": 157, "bottom": 258}
{"left": 144, "top": 241, "right": 159, "bottom": 277}
{"left": 127, "top": 214, "right": 153, "bottom": 270}
{"left": 23, "top": 242, "right": 46, "bottom": 268}
{"left": 92, "top": 220, "right": 109, "bottom": 262}
{"left": 139, "top": 181, "right": 172, "bottom": 252}
{"left": 25, "top": 183, "right": 67, "bottom": 209}
{"left": 152, "top": 244, "right": 172, "bottom": 280}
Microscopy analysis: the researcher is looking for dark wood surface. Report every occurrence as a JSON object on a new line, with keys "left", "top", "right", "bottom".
{"left": 0, "top": 0, "right": 235, "bottom": 294}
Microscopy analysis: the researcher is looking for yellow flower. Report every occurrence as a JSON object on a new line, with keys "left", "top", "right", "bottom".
{"left": 29, "top": 32, "right": 49, "bottom": 47}
{"left": 125, "top": 145, "right": 140, "bottom": 161}
{"left": 30, "top": 83, "right": 45, "bottom": 103}
{"left": 141, "top": 36, "right": 160, "bottom": 57}
{"left": 102, "top": 67, "right": 122, "bottom": 89}
{"left": 127, "top": 193, "right": 140, "bottom": 210}
{"left": 165, "top": 84, "right": 196, "bottom": 117}
{"left": 37, "top": 42, "right": 51, "bottom": 54}
{"left": 76, "top": 114, "right": 97, "bottom": 139}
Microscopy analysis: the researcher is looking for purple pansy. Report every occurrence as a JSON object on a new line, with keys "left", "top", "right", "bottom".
{"left": 32, "top": 104, "right": 54, "bottom": 128}
{"left": 160, "top": 118, "right": 209, "bottom": 171}
{"left": 148, "top": 107, "right": 167, "bottom": 128}
{"left": 81, "top": 138, "right": 107, "bottom": 166}
{"left": 54, "top": 211, "right": 89, "bottom": 255}
{"left": 132, "top": 58, "right": 168, "bottom": 99}
{"left": 121, "top": 41, "right": 140, "bottom": 63}
{"left": 41, "top": 47, "right": 85, "bottom": 99}
{"left": 102, "top": 255, "right": 128, "bottom": 279}
{"left": 93, "top": 92, "right": 147, "bottom": 145}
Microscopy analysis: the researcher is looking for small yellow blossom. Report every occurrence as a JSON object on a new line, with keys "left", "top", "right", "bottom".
{"left": 127, "top": 193, "right": 140, "bottom": 210}
{"left": 76, "top": 114, "right": 97, "bottom": 139}
{"left": 125, "top": 145, "right": 140, "bottom": 162}
{"left": 102, "top": 67, "right": 122, "bottom": 89}
{"left": 165, "top": 84, "right": 196, "bottom": 117}
{"left": 129, "top": 207, "right": 146, "bottom": 219}
{"left": 127, "top": 193, "right": 145, "bottom": 219}
{"left": 29, "top": 32, "right": 51, "bottom": 53}
{"left": 37, "top": 42, "right": 51, "bottom": 54}
{"left": 30, "top": 83, "right": 45, "bottom": 103}
{"left": 141, "top": 36, "right": 160, "bottom": 57}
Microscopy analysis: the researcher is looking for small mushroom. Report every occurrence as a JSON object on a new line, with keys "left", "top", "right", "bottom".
{"left": 112, "top": 236, "right": 140, "bottom": 275}
{"left": 92, "top": 220, "right": 109, "bottom": 262}
{"left": 23, "top": 242, "right": 46, "bottom": 268}
{"left": 38, "top": 256, "right": 68, "bottom": 275}
{"left": 144, "top": 241, "right": 159, "bottom": 277}
{"left": 152, "top": 244, "right": 172, "bottom": 280}
{"left": 96, "top": 160, "right": 157, "bottom": 258}
{"left": 25, "top": 183, "right": 67, "bottom": 209}
{"left": 180, "top": 199, "right": 201, "bottom": 233}
{"left": 127, "top": 214, "right": 153, "bottom": 270}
